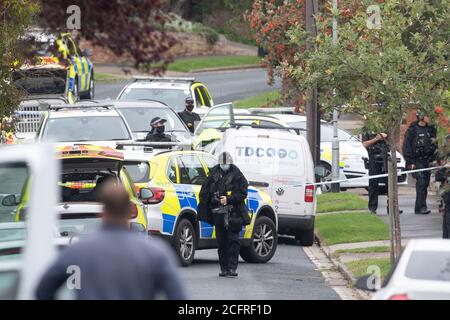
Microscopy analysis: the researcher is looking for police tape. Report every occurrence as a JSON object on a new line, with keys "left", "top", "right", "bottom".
{"left": 285, "top": 164, "right": 450, "bottom": 188}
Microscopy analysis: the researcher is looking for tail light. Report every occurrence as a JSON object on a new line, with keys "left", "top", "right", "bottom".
{"left": 389, "top": 294, "right": 409, "bottom": 300}
{"left": 146, "top": 187, "right": 165, "bottom": 204}
{"left": 305, "top": 185, "right": 315, "bottom": 203}
{"left": 129, "top": 202, "right": 138, "bottom": 219}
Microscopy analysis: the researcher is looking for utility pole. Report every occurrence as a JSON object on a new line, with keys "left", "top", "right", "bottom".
{"left": 305, "top": 0, "right": 320, "bottom": 165}
{"left": 331, "top": 0, "right": 340, "bottom": 192}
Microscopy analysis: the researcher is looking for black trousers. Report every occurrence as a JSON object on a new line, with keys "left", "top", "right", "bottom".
{"left": 368, "top": 156, "right": 387, "bottom": 212}
{"left": 443, "top": 193, "right": 450, "bottom": 239}
{"left": 414, "top": 161, "right": 431, "bottom": 213}
{"left": 214, "top": 215, "right": 240, "bottom": 271}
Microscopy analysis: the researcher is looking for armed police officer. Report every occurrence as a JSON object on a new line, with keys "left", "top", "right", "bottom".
{"left": 362, "top": 129, "right": 390, "bottom": 214}
{"left": 178, "top": 97, "right": 201, "bottom": 133}
{"left": 403, "top": 111, "right": 437, "bottom": 215}
{"left": 146, "top": 117, "right": 173, "bottom": 142}
{"left": 198, "top": 152, "right": 251, "bottom": 277}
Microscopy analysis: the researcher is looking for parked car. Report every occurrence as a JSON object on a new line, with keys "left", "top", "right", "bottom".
{"left": 36, "top": 103, "right": 134, "bottom": 147}
{"left": 356, "top": 239, "right": 450, "bottom": 300}
{"left": 117, "top": 77, "right": 214, "bottom": 112}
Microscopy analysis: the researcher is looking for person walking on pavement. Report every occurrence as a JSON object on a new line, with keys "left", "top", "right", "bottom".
{"left": 198, "top": 152, "right": 251, "bottom": 277}
{"left": 35, "top": 181, "right": 186, "bottom": 300}
{"left": 362, "top": 128, "right": 403, "bottom": 215}
{"left": 146, "top": 117, "right": 173, "bottom": 142}
{"left": 403, "top": 111, "right": 437, "bottom": 215}
{"left": 178, "top": 97, "right": 201, "bottom": 133}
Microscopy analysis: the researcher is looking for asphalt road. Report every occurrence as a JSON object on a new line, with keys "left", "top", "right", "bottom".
{"left": 179, "top": 238, "right": 340, "bottom": 300}
{"left": 95, "top": 68, "right": 281, "bottom": 103}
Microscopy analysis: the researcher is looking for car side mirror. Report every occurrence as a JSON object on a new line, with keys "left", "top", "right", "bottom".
{"left": 354, "top": 275, "right": 379, "bottom": 292}
{"left": 82, "top": 48, "right": 92, "bottom": 58}
{"left": 139, "top": 188, "right": 154, "bottom": 204}
{"left": 2, "top": 194, "right": 18, "bottom": 207}
{"left": 314, "top": 165, "right": 327, "bottom": 180}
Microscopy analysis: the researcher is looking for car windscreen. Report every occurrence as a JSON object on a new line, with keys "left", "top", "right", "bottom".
{"left": 118, "top": 107, "right": 187, "bottom": 133}
{"left": 287, "top": 121, "right": 356, "bottom": 142}
{"left": 405, "top": 251, "right": 450, "bottom": 282}
{"left": 42, "top": 116, "right": 131, "bottom": 142}
{"left": 119, "top": 88, "right": 191, "bottom": 112}
{"left": 13, "top": 69, "right": 67, "bottom": 95}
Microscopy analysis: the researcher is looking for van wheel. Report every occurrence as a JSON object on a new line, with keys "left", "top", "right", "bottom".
{"left": 295, "top": 228, "right": 315, "bottom": 246}
{"left": 320, "top": 162, "right": 333, "bottom": 193}
{"left": 173, "top": 219, "right": 196, "bottom": 266}
{"left": 240, "top": 216, "right": 277, "bottom": 263}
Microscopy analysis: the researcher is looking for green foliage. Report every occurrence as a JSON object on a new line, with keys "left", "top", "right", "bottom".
{"left": 288, "top": 0, "right": 449, "bottom": 136}
{"left": 315, "top": 212, "right": 390, "bottom": 245}
{"left": 317, "top": 192, "right": 367, "bottom": 213}
{"left": 0, "top": 0, "right": 39, "bottom": 119}
{"left": 346, "top": 258, "right": 391, "bottom": 280}
{"left": 335, "top": 246, "right": 391, "bottom": 255}
{"left": 234, "top": 90, "right": 281, "bottom": 108}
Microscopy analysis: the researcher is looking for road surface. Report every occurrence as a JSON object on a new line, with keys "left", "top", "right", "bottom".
{"left": 95, "top": 68, "right": 281, "bottom": 103}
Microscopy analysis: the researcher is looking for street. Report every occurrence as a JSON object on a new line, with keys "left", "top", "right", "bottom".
{"left": 96, "top": 68, "right": 281, "bottom": 103}
{"left": 180, "top": 240, "right": 340, "bottom": 300}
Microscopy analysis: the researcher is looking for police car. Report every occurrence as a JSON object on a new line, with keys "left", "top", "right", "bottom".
{"left": 120, "top": 145, "right": 278, "bottom": 266}
{"left": 117, "top": 77, "right": 214, "bottom": 112}
{"left": 36, "top": 103, "right": 134, "bottom": 148}
{"left": 16, "top": 30, "right": 94, "bottom": 103}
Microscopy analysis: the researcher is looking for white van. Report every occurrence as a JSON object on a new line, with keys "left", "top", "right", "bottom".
{"left": 195, "top": 104, "right": 319, "bottom": 246}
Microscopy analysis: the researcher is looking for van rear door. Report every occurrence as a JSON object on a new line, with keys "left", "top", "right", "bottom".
{"left": 225, "top": 130, "right": 307, "bottom": 216}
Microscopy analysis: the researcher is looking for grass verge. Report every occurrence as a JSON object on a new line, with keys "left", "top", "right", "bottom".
{"left": 94, "top": 73, "right": 130, "bottom": 82}
{"left": 317, "top": 192, "right": 367, "bottom": 213}
{"left": 346, "top": 258, "right": 391, "bottom": 280}
{"left": 315, "top": 212, "right": 390, "bottom": 246}
{"left": 234, "top": 90, "right": 281, "bottom": 108}
{"left": 167, "top": 55, "right": 261, "bottom": 73}
{"left": 334, "top": 246, "right": 391, "bottom": 255}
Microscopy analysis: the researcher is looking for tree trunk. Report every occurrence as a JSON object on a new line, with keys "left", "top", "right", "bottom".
{"left": 388, "top": 126, "right": 402, "bottom": 264}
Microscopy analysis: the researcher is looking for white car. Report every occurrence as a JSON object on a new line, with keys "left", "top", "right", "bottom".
{"left": 35, "top": 103, "right": 134, "bottom": 148}
{"left": 356, "top": 239, "right": 450, "bottom": 300}
{"left": 268, "top": 113, "right": 408, "bottom": 191}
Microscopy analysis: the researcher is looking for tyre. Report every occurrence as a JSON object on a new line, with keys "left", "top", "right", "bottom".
{"left": 295, "top": 228, "right": 315, "bottom": 246}
{"left": 80, "top": 73, "right": 94, "bottom": 100}
{"left": 71, "top": 78, "right": 79, "bottom": 102}
{"left": 240, "top": 216, "right": 277, "bottom": 263}
{"left": 173, "top": 219, "right": 196, "bottom": 266}
{"left": 319, "top": 162, "right": 333, "bottom": 193}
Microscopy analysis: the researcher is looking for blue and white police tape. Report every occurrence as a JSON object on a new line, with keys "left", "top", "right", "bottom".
{"left": 288, "top": 164, "right": 449, "bottom": 188}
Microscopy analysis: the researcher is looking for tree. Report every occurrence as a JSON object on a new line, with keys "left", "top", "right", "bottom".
{"left": 0, "top": 0, "right": 39, "bottom": 120}
{"left": 288, "top": 0, "right": 449, "bottom": 261}
{"left": 38, "top": 0, "right": 176, "bottom": 73}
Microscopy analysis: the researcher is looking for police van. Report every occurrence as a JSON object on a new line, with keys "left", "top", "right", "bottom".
{"left": 195, "top": 104, "right": 322, "bottom": 246}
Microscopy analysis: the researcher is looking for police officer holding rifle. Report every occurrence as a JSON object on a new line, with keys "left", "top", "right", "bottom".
{"left": 198, "top": 152, "right": 251, "bottom": 277}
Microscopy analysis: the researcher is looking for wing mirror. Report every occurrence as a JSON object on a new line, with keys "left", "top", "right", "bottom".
{"left": 2, "top": 194, "right": 18, "bottom": 207}
{"left": 139, "top": 188, "right": 154, "bottom": 204}
{"left": 314, "top": 165, "right": 327, "bottom": 180}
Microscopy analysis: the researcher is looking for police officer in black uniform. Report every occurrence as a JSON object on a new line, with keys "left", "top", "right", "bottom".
{"left": 198, "top": 152, "right": 251, "bottom": 277}
{"left": 362, "top": 129, "right": 390, "bottom": 214}
{"left": 178, "top": 97, "right": 201, "bottom": 133}
{"left": 145, "top": 117, "right": 173, "bottom": 142}
{"left": 403, "top": 111, "right": 437, "bottom": 215}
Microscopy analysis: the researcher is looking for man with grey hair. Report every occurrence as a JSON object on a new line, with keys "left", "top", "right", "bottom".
{"left": 198, "top": 152, "right": 251, "bottom": 277}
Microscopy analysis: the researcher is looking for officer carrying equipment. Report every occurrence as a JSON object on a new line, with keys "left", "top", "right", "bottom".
{"left": 198, "top": 151, "right": 251, "bottom": 278}
{"left": 403, "top": 110, "right": 437, "bottom": 215}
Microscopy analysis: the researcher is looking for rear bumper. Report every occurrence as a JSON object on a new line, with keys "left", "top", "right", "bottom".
{"left": 278, "top": 214, "right": 315, "bottom": 236}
